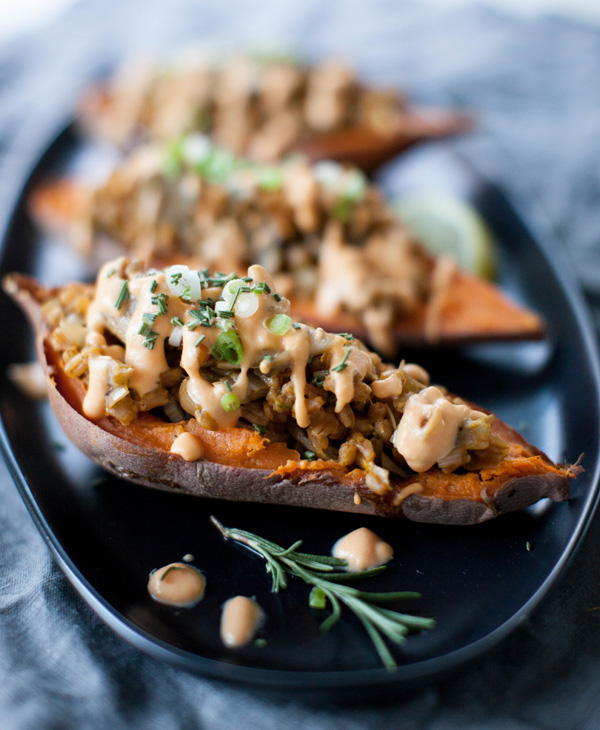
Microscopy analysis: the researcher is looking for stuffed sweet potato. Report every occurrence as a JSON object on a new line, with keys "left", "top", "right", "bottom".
{"left": 4, "top": 258, "right": 577, "bottom": 525}
{"left": 31, "top": 141, "right": 544, "bottom": 356}
{"left": 78, "top": 53, "right": 471, "bottom": 171}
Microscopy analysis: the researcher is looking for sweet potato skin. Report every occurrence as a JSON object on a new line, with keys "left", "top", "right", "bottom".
{"left": 4, "top": 272, "right": 575, "bottom": 525}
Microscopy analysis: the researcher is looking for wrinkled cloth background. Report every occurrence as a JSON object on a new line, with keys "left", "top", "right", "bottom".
{"left": 2, "top": 1, "right": 600, "bottom": 728}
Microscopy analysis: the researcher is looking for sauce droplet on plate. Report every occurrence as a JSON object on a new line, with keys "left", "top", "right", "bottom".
{"left": 147, "top": 562, "right": 206, "bottom": 607}
{"left": 220, "top": 596, "right": 264, "bottom": 648}
{"left": 332, "top": 527, "right": 393, "bottom": 572}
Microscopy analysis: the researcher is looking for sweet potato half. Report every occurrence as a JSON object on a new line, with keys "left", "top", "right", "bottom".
{"left": 78, "top": 55, "right": 472, "bottom": 173}
{"left": 4, "top": 271, "right": 577, "bottom": 525}
{"left": 30, "top": 175, "right": 544, "bottom": 354}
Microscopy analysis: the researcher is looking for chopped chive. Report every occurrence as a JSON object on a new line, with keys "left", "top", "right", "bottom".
{"left": 106, "top": 268, "right": 115, "bottom": 278}
{"left": 292, "top": 323, "right": 301, "bottom": 330}
{"left": 253, "top": 424, "right": 266, "bottom": 435}
{"left": 263, "top": 355, "right": 274, "bottom": 362}
{"left": 303, "top": 450, "right": 316, "bottom": 461}
{"left": 332, "top": 347, "right": 352, "bottom": 373}
{"left": 311, "top": 370, "right": 328, "bottom": 386}
{"left": 335, "top": 332, "right": 354, "bottom": 341}
{"left": 195, "top": 334, "right": 206, "bottom": 347}
{"left": 142, "top": 330, "right": 159, "bottom": 349}
{"left": 151, "top": 292, "right": 169, "bottom": 315}
{"left": 224, "top": 380, "right": 232, "bottom": 393}
{"left": 150, "top": 279, "right": 158, "bottom": 293}
{"left": 114, "top": 281, "right": 129, "bottom": 310}
{"left": 273, "top": 293, "right": 282, "bottom": 302}
{"left": 218, "top": 310, "right": 235, "bottom": 319}
{"left": 170, "top": 316, "right": 184, "bottom": 327}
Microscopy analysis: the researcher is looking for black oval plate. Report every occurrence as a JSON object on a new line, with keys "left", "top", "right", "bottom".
{"left": 0, "top": 125, "right": 599, "bottom": 701}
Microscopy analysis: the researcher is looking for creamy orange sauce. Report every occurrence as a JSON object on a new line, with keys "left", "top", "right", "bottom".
{"left": 83, "top": 354, "right": 115, "bottom": 419}
{"left": 220, "top": 596, "right": 264, "bottom": 648}
{"left": 170, "top": 432, "right": 204, "bottom": 461}
{"left": 332, "top": 527, "right": 393, "bottom": 572}
{"left": 402, "top": 363, "right": 430, "bottom": 385}
{"left": 393, "top": 386, "right": 485, "bottom": 472}
{"left": 371, "top": 370, "right": 404, "bottom": 400}
{"left": 126, "top": 272, "right": 173, "bottom": 395}
{"left": 82, "top": 257, "right": 362, "bottom": 432}
{"left": 147, "top": 563, "right": 206, "bottom": 607}
{"left": 86, "top": 258, "right": 129, "bottom": 338}
{"left": 329, "top": 341, "right": 372, "bottom": 413}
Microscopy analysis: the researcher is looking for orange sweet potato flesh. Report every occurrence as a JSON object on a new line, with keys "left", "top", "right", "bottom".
{"left": 4, "top": 273, "right": 576, "bottom": 525}
{"left": 29, "top": 180, "right": 544, "bottom": 350}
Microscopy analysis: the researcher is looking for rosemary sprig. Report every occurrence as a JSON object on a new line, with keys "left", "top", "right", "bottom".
{"left": 210, "top": 517, "right": 435, "bottom": 670}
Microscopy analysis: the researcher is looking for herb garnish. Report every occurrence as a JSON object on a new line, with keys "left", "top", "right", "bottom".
{"left": 210, "top": 518, "right": 435, "bottom": 670}
{"left": 211, "top": 330, "right": 244, "bottom": 365}
{"left": 253, "top": 424, "right": 266, "bottom": 435}
{"left": 150, "top": 279, "right": 158, "bottom": 293}
{"left": 189, "top": 305, "right": 215, "bottom": 328}
{"left": 311, "top": 370, "right": 328, "bottom": 386}
{"left": 151, "top": 292, "right": 169, "bottom": 315}
{"left": 195, "top": 334, "right": 206, "bottom": 347}
{"left": 332, "top": 347, "right": 352, "bottom": 373}
{"left": 139, "top": 313, "right": 159, "bottom": 349}
{"left": 170, "top": 316, "right": 184, "bottom": 327}
{"left": 114, "top": 281, "right": 129, "bottom": 310}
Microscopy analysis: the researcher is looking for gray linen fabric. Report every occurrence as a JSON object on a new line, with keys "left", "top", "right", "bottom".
{"left": 2, "top": 1, "right": 600, "bottom": 727}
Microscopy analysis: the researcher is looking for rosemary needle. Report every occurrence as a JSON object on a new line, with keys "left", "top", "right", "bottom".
{"left": 210, "top": 516, "right": 435, "bottom": 670}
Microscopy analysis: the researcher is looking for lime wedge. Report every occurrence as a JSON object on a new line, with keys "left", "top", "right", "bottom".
{"left": 394, "top": 193, "right": 497, "bottom": 279}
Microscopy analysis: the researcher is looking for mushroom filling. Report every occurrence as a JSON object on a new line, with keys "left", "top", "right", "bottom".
{"left": 84, "top": 54, "right": 409, "bottom": 155}
{"left": 44, "top": 257, "right": 509, "bottom": 496}
{"left": 76, "top": 141, "right": 439, "bottom": 354}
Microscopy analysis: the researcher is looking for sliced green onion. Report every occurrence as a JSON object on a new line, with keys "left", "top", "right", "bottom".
{"left": 211, "top": 330, "right": 244, "bottom": 365}
{"left": 221, "top": 392, "right": 241, "bottom": 412}
{"left": 257, "top": 165, "right": 284, "bottom": 191}
{"left": 309, "top": 586, "right": 327, "bottom": 610}
{"left": 234, "top": 293, "right": 259, "bottom": 318}
{"left": 265, "top": 314, "right": 292, "bottom": 336}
